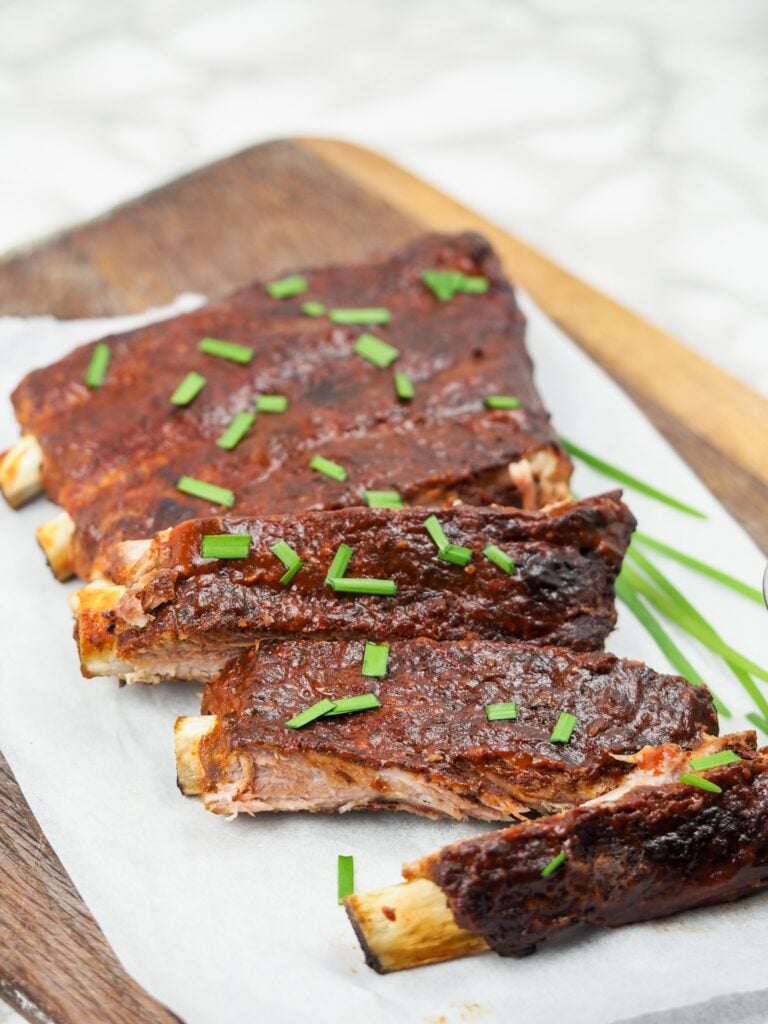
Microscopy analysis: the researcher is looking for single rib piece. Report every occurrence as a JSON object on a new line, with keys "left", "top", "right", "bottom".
{"left": 345, "top": 733, "right": 767, "bottom": 972}
{"left": 73, "top": 493, "right": 635, "bottom": 683}
{"left": 2, "top": 232, "right": 571, "bottom": 578}
{"left": 176, "top": 638, "right": 717, "bottom": 821}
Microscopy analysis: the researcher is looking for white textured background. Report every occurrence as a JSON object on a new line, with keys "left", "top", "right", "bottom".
{"left": 1, "top": 2, "right": 767, "bottom": 1021}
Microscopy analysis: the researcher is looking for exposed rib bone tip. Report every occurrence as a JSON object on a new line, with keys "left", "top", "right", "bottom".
{"left": 37, "top": 511, "right": 75, "bottom": 580}
{"left": 175, "top": 716, "right": 219, "bottom": 795}
{"left": 0, "top": 435, "right": 43, "bottom": 508}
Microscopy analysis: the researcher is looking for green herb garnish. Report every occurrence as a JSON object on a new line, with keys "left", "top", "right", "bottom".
{"left": 550, "top": 712, "right": 577, "bottom": 744}
{"left": 301, "top": 300, "right": 326, "bottom": 317}
{"left": 362, "top": 642, "right": 389, "bottom": 677}
{"left": 424, "top": 514, "right": 450, "bottom": 551}
{"left": 330, "top": 578, "right": 397, "bottom": 596}
{"left": 353, "top": 332, "right": 399, "bottom": 368}
{"left": 198, "top": 337, "right": 254, "bottom": 364}
{"left": 633, "top": 531, "right": 762, "bottom": 604}
{"left": 201, "top": 534, "right": 251, "bottom": 559}
{"left": 484, "top": 395, "right": 521, "bottom": 410}
{"left": 394, "top": 371, "right": 415, "bottom": 401}
{"left": 255, "top": 394, "right": 288, "bottom": 413}
{"left": 562, "top": 439, "right": 707, "bottom": 519}
{"left": 310, "top": 455, "right": 347, "bottom": 482}
{"left": 270, "top": 539, "right": 303, "bottom": 585}
{"left": 326, "top": 543, "right": 354, "bottom": 584}
{"left": 217, "top": 411, "right": 255, "bottom": 450}
{"left": 329, "top": 308, "right": 391, "bottom": 325}
{"left": 421, "top": 269, "right": 489, "bottom": 301}
{"left": 266, "top": 275, "right": 307, "bottom": 299}
{"left": 689, "top": 750, "right": 741, "bottom": 771}
{"left": 541, "top": 851, "right": 566, "bottom": 878}
{"left": 483, "top": 544, "right": 516, "bottom": 575}
{"left": 170, "top": 371, "right": 207, "bottom": 406}
{"left": 485, "top": 702, "right": 518, "bottom": 722}
{"left": 338, "top": 855, "right": 354, "bottom": 904}
{"left": 679, "top": 773, "right": 723, "bottom": 794}
{"left": 364, "top": 490, "right": 404, "bottom": 509}
{"left": 176, "top": 475, "right": 234, "bottom": 507}
{"left": 324, "top": 693, "right": 381, "bottom": 717}
{"left": 85, "top": 343, "right": 110, "bottom": 388}
{"left": 439, "top": 543, "right": 473, "bottom": 567}
{"left": 285, "top": 698, "right": 336, "bottom": 729}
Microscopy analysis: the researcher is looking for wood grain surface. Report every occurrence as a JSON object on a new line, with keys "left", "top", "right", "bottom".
{"left": 1, "top": 137, "right": 766, "bottom": 1024}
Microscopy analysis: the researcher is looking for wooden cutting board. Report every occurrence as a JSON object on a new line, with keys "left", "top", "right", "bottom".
{"left": 1, "top": 138, "right": 766, "bottom": 1024}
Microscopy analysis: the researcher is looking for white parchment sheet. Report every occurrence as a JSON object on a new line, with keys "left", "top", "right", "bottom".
{"left": 0, "top": 294, "right": 766, "bottom": 1024}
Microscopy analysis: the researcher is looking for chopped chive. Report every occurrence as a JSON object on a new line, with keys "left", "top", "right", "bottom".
{"left": 198, "top": 337, "right": 254, "bottom": 364}
{"left": 421, "top": 269, "right": 489, "bottom": 302}
{"left": 394, "top": 371, "right": 415, "bottom": 401}
{"left": 353, "top": 332, "right": 400, "bottom": 368}
{"left": 462, "top": 275, "right": 489, "bottom": 294}
{"left": 324, "top": 693, "right": 381, "bottom": 717}
{"left": 485, "top": 702, "right": 518, "bottom": 722}
{"left": 633, "top": 531, "right": 762, "bottom": 605}
{"left": 620, "top": 565, "right": 768, "bottom": 683}
{"left": 270, "top": 539, "right": 303, "bottom": 586}
{"left": 217, "top": 411, "right": 255, "bottom": 450}
{"left": 484, "top": 395, "right": 521, "bottom": 410}
{"left": 541, "top": 851, "right": 566, "bottom": 878}
{"left": 626, "top": 546, "right": 768, "bottom": 720}
{"left": 285, "top": 698, "right": 336, "bottom": 730}
{"left": 614, "top": 573, "right": 731, "bottom": 717}
{"left": 326, "top": 543, "right": 354, "bottom": 584}
{"left": 362, "top": 642, "right": 389, "bottom": 677}
{"left": 255, "top": 394, "right": 288, "bottom": 413}
{"left": 310, "top": 455, "right": 347, "bottom": 482}
{"left": 301, "top": 300, "right": 326, "bottom": 317}
{"left": 439, "top": 543, "right": 473, "bottom": 567}
{"left": 561, "top": 439, "right": 707, "bottom": 519}
{"left": 330, "top": 578, "right": 397, "bottom": 596}
{"left": 338, "top": 855, "right": 354, "bottom": 905}
{"left": 266, "top": 274, "right": 307, "bottom": 299}
{"left": 689, "top": 750, "right": 742, "bottom": 771}
{"left": 424, "top": 514, "right": 450, "bottom": 551}
{"left": 201, "top": 534, "right": 251, "bottom": 559}
{"left": 176, "top": 475, "right": 234, "bottom": 507}
{"left": 170, "top": 371, "right": 207, "bottom": 406}
{"left": 85, "top": 343, "right": 110, "bottom": 388}
{"left": 329, "top": 307, "right": 391, "bottom": 325}
{"left": 364, "top": 490, "right": 404, "bottom": 509}
{"left": 679, "top": 773, "right": 723, "bottom": 794}
{"left": 550, "top": 712, "right": 577, "bottom": 744}
{"left": 483, "top": 544, "right": 516, "bottom": 575}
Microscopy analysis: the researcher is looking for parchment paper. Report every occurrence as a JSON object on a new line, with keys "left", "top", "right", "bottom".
{"left": 0, "top": 294, "right": 766, "bottom": 1024}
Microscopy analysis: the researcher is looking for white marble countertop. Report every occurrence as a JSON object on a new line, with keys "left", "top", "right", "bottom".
{"left": 0, "top": 2, "right": 766, "bottom": 1021}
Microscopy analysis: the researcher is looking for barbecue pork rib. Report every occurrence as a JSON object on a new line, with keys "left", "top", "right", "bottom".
{"left": 0, "top": 232, "right": 571, "bottom": 579}
{"left": 346, "top": 733, "right": 767, "bottom": 972}
{"left": 73, "top": 493, "right": 635, "bottom": 683}
{"left": 175, "top": 638, "right": 717, "bottom": 821}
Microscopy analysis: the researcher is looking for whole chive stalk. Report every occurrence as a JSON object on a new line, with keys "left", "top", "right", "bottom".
{"left": 633, "top": 531, "right": 763, "bottom": 605}
{"left": 627, "top": 546, "right": 768, "bottom": 720}
{"left": 614, "top": 573, "right": 731, "bottom": 717}
{"left": 621, "top": 565, "right": 768, "bottom": 684}
{"left": 561, "top": 439, "right": 707, "bottom": 519}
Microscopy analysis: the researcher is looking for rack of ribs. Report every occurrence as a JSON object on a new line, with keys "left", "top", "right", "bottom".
{"left": 175, "top": 638, "right": 717, "bottom": 821}
{"left": 346, "top": 732, "right": 768, "bottom": 972}
{"left": 0, "top": 232, "right": 572, "bottom": 580}
{"left": 73, "top": 494, "right": 635, "bottom": 683}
